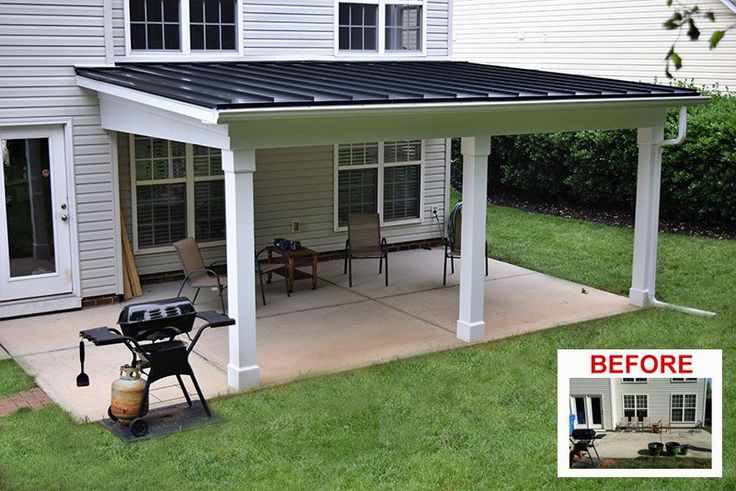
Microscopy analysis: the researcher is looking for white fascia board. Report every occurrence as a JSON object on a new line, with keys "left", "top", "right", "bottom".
{"left": 217, "top": 95, "right": 710, "bottom": 123}
{"left": 721, "top": 0, "right": 736, "bottom": 14}
{"left": 97, "top": 94, "right": 231, "bottom": 149}
{"left": 76, "top": 75, "right": 220, "bottom": 124}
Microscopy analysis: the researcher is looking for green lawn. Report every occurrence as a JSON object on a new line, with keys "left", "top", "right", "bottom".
{"left": 0, "top": 203, "right": 733, "bottom": 490}
{"left": 0, "top": 360, "right": 35, "bottom": 398}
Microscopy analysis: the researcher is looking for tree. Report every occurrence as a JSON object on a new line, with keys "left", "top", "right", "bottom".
{"left": 664, "top": 1, "right": 735, "bottom": 77}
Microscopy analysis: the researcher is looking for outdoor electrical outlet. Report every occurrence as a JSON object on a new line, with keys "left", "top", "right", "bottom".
{"left": 291, "top": 220, "right": 300, "bottom": 233}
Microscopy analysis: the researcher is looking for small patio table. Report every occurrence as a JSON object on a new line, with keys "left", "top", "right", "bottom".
{"left": 266, "top": 246, "right": 318, "bottom": 293}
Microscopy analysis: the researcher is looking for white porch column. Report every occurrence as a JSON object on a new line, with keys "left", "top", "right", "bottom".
{"left": 457, "top": 136, "right": 491, "bottom": 342}
{"left": 629, "top": 126, "right": 665, "bottom": 307}
{"left": 222, "top": 149, "right": 261, "bottom": 390}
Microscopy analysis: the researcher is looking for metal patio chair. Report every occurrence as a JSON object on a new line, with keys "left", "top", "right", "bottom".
{"left": 443, "top": 207, "right": 489, "bottom": 286}
{"left": 343, "top": 213, "right": 389, "bottom": 287}
{"left": 173, "top": 238, "right": 227, "bottom": 313}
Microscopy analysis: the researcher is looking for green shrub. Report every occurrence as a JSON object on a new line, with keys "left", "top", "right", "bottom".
{"left": 461, "top": 93, "right": 736, "bottom": 229}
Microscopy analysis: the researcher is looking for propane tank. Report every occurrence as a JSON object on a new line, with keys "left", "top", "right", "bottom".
{"left": 110, "top": 365, "right": 148, "bottom": 422}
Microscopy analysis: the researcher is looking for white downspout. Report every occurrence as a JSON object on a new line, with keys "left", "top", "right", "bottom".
{"left": 650, "top": 107, "right": 716, "bottom": 318}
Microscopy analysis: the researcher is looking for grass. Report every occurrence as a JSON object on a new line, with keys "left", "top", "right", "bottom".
{"left": 0, "top": 200, "right": 734, "bottom": 489}
{"left": 0, "top": 360, "right": 35, "bottom": 398}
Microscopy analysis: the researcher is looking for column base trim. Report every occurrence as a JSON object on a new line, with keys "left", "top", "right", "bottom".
{"left": 227, "top": 363, "right": 261, "bottom": 391}
{"left": 456, "top": 320, "right": 486, "bottom": 343}
{"left": 628, "top": 288, "right": 652, "bottom": 308}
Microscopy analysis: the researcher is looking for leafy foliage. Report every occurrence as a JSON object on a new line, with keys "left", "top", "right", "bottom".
{"left": 664, "top": 2, "right": 734, "bottom": 77}
{"left": 455, "top": 93, "right": 736, "bottom": 229}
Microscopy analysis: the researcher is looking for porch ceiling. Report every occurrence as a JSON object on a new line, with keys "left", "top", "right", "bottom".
{"left": 76, "top": 61, "right": 702, "bottom": 111}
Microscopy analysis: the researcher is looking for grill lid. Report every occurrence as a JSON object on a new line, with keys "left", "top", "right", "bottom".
{"left": 117, "top": 297, "right": 197, "bottom": 340}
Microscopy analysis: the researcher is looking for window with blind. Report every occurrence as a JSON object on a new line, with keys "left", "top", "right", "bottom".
{"left": 335, "top": 140, "right": 422, "bottom": 228}
{"left": 131, "top": 135, "right": 225, "bottom": 251}
{"left": 671, "top": 394, "right": 697, "bottom": 423}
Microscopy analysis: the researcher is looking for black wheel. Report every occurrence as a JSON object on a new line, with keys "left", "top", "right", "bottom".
{"left": 107, "top": 406, "right": 118, "bottom": 422}
{"left": 129, "top": 417, "right": 148, "bottom": 438}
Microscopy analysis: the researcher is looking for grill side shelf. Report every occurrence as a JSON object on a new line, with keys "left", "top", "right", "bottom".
{"left": 80, "top": 327, "right": 126, "bottom": 346}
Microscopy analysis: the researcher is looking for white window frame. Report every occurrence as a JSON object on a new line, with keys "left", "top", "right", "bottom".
{"left": 671, "top": 393, "right": 698, "bottom": 423}
{"left": 333, "top": 0, "right": 428, "bottom": 57}
{"left": 129, "top": 135, "right": 225, "bottom": 254}
{"left": 622, "top": 378, "right": 647, "bottom": 383}
{"left": 333, "top": 140, "right": 424, "bottom": 232}
{"left": 671, "top": 378, "right": 698, "bottom": 383}
{"left": 622, "top": 393, "right": 648, "bottom": 419}
{"left": 124, "top": 0, "right": 244, "bottom": 60}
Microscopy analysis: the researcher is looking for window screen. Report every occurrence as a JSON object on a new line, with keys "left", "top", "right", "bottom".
{"left": 338, "top": 3, "right": 378, "bottom": 50}
{"left": 130, "top": 0, "right": 181, "bottom": 50}
{"left": 385, "top": 4, "right": 422, "bottom": 51}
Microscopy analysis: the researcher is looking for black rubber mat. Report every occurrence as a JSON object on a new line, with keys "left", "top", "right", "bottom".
{"left": 101, "top": 401, "right": 222, "bottom": 441}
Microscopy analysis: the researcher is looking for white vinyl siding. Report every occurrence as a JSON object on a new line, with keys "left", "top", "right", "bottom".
{"left": 113, "top": 0, "right": 449, "bottom": 60}
{"left": 119, "top": 134, "right": 447, "bottom": 275}
{"left": 453, "top": 0, "right": 736, "bottom": 91}
{"left": 0, "top": 0, "right": 118, "bottom": 298}
{"left": 611, "top": 378, "right": 708, "bottom": 428}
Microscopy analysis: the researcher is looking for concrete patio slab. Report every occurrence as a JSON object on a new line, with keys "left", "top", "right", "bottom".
{"left": 0, "top": 249, "right": 636, "bottom": 421}
{"left": 194, "top": 299, "right": 460, "bottom": 386}
{"left": 592, "top": 429, "right": 712, "bottom": 459}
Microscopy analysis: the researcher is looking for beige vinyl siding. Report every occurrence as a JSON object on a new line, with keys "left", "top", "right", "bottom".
{"left": 0, "top": 0, "right": 119, "bottom": 298}
{"left": 119, "top": 135, "right": 447, "bottom": 275}
{"left": 569, "top": 378, "right": 614, "bottom": 430}
{"left": 453, "top": 0, "right": 736, "bottom": 91}
{"left": 612, "top": 378, "right": 707, "bottom": 428}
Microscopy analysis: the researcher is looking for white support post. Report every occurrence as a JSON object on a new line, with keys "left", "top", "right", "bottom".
{"left": 629, "top": 126, "right": 665, "bottom": 307}
{"left": 457, "top": 136, "right": 491, "bottom": 342}
{"left": 222, "top": 149, "right": 261, "bottom": 390}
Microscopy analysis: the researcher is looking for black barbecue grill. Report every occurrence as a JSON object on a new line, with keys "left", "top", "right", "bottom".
{"left": 569, "top": 429, "right": 605, "bottom": 467}
{"left": 78, "top": 297, "right": 234, "bottom": 437}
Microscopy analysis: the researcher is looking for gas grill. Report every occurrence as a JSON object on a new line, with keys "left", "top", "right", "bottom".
{"left": 77, "top": 297, "right": 234, "bottom": 437}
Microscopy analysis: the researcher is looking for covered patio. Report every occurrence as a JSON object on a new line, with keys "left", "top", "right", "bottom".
{"left": 0, "top": 249, "right": 632, "bottom": 420}
{"left": 72, "top": 60, "right": 706, "bottom": 394}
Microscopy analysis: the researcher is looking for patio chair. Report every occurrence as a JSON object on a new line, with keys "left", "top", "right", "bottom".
{"left": 443, "top": 208, "right": 489, "bottom": 286}
{"left": 343, "top": 213, "right": 388, "bottom": 287}
{"left": 174, "top": 238, "right": 227, "bottom": 313}
{"left": 256, "top": 248, "right": 290, "bottom": 306}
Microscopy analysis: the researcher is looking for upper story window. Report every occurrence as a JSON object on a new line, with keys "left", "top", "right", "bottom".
{"left": 190, "top": 0, "right": 237, "bottom": 50}
{"left": 622, "top": 378, "right": 647, "bottom": 383}
{"left": 337, "top": 1, "right": 424, "bottom": 54}
{"left": 671, "top": 378, "right": 698, "bottom": 383}
{"left": 385, "top": 4, "right": 421, "bottom": 51}
{"left": 130, "top": 0, "right": 181, "bottom": 50}
{"left": 128, "top": 0, "right": 239, "bottom": 53}
{"left": 339, "top": 4, "right": 378, "bottom": 51}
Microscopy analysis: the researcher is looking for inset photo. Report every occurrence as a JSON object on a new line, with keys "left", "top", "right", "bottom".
{"left": 558, "top": 350, "right": 722, "bottom": 478}
{"left": 568, "top": 377, "right": 712, "bottom": 470}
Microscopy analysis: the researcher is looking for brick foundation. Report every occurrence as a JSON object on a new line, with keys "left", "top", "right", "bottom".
{"left": 81, "top": 294, "right": 123, "bottom": 308}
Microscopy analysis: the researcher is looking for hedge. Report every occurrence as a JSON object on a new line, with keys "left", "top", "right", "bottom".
{"left": 453, "top": 93, "right": 736, "bottom": 229}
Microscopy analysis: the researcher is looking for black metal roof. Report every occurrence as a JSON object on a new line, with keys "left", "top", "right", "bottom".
{"left": 76, "top": 61, "right": 701, "bottom": 110}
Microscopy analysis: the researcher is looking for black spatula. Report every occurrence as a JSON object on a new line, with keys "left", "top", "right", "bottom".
{"left": 76, "top": 341, "right": 89, "bottom": 387}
